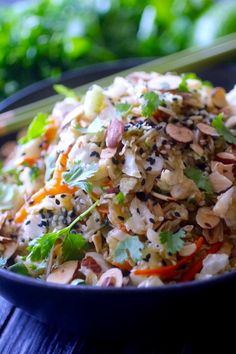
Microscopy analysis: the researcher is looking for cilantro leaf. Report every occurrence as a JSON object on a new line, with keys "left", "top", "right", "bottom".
{"left": 63, "top": 163, "right": 98, "bottom": 192}
{"left": 19, "top": 113, "right": 48, "bottom": 144}
{"left": 53, "top": 84, "right": 78, "bottom": 99}
{"left": 212, "top": 113, "right": 236, "bottom": 144}
{"left": 29, "top": 166, "right": 40, "bottom": 182}
{"left": 141, "top": 92, "right": 160, "bottom": 117}
{"left": 115, "top": 192, "right": 125, "bottom": 204}
{"left": 1, "top": 167, "right": 22, "bottom": 185}
{"left": 75, "top": 117, "right": 105, "bottom": 134}
{"left": 8, "top": 263, "right": 30, "bottom": 276}
{"left": 184, "top": 167, "right": 212, "bottom": 193}
{"left": 0, "top": 257, "right": 7, "bottom": 268}
{"left": 29, "top": 231, "right": 59, "bottom": 262}
{"left": 29, "top": 201, "right": 99, "bottom": 262}
{"left": 178, "top": 73, "right": 198, "bottom": 93}
{"left": 45, "top": 151, "right": 57, "bottom": 182}
{"left": 115, "top": 103, "right": 132, "bottom": 116}
{"left": 114, "top": 236, "right": 144, "bottom": 264}
{"left": 62, "top": 232, "right": 88, "bottom": 262}
{"left": 160, "top": 229, "right": 186, "bottom": 254}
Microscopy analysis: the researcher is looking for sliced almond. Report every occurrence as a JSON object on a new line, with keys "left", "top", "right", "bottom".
{"left": 211, "top": 161, "right": 234, "bottom": 181}
{"left": 190, "top": 143, "right": 204, "bottom": 156}
{"left": 46, "top": 261, "right": 78, "bottom": 284}
{"left": 225, "top": 115, "right": 236, "bottom": 129}
{"left": 197, "top": 123, "right": 218, "bottom": 137}
{"left": 0, "top": 236, "right": 18, "bottom": 259}
{"left": 91, "top": 232, "right": 102, "bottom": 253}
{"left": 106, "top": 119, "right": 124, "bottom": 148}
{"left": 211, "top": 87, "right": 227, "bottom": 108}
{"left": 148, "top": 74, "right": 181, "bottom": 91}
{"left": 166, "top": 123, "right": 193, "bottom": 143}
{"left": 203, "top": 221, "right": 224, "bottom": 244}
{"left": 100, "top": 147, "right": 117, "bottom": 159}
{"left": 151, "top": 191, "right": 175, "bottom": 202}
{"left": 179, "top": 243, "right": 196, "bottom": 257}
{"left": 196, "top": 207, "right": 220, "bottom": 229}
{"left": 97, "top": 268, "right": 123, "bottom": 287}
{"left": 216, "top": 152, "right": 236, "bottom": 164}
{"left": 209, "top": 171, "right": 233, "bottom": 193}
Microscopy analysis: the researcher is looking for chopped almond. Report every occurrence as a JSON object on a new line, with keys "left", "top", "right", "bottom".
{"left": 166, "top": 123, "right": 193, "bottom": 143}
{"left": 196, "top": 207, "right": 220, "bottom": 229}
{"left": 46, "top": 261, "right": 78, "bottom": 284}
{"left": 197, "top": 123, "right": 218, "bottom": 137}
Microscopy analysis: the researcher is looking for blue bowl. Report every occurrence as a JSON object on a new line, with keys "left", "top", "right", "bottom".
{"left": 1, "top": 59, "right": 236, "bottom": 337}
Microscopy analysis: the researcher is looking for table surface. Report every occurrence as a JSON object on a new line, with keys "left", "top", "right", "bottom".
{"left": 1, "top": 295, "right": 230, "bottom": 354}
{"left": 0, "top": 296, "right": 200, "bottom": 354}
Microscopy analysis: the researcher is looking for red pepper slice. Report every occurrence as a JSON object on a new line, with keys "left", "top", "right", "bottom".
{"left": 180, "top": 242, "right": 223, "bottom": 282}
{"left": 133, "top": 237, "right": 204, "bottom": 279}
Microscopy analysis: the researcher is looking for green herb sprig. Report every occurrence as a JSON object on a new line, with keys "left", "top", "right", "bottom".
{"left": 212, "top": 113, "right": 236, "bottom": 144}
{"left": 160, "top": 229, "right": 186, "bottom": 254}
{"left": 29, "top": 200, "right": 99, "bottom": 261}
{"left": 114, "top": 236, "right": 144, "bottom": 264}
{"left": 184, "top": 167, "right": 212, "bottom": 193}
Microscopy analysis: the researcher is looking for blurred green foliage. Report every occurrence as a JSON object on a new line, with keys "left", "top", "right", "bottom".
{"left": 0, "top": 0, "right": 234, "bottom": 99}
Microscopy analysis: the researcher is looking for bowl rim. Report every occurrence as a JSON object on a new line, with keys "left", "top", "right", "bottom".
{"left": 0, "top": 267, "right": 235, "bottom": 293}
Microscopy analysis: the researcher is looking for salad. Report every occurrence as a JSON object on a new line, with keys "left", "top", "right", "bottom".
{"left": 1, "top": 71, "right": 236, "bottom": 287}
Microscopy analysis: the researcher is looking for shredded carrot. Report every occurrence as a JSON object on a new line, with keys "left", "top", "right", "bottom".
{"left": 43, "top": 117, "right": 58, "bottom": 149}
{"left": 118, "top": 223, "right": 129, "bottom": 233}
{"left": 133, "top": 237, "right": 204, "bottom": 278}
{"left": 97, "top": 204, "right": 109, "bottom": 216}
{"left": 112, "top": 261, "right": 132, "bottom": 271}
{"left": 19, "top": 157, "right": 38, "bottom": 167}
{"left": 15, "top": 184, "right": 77, "bottom": 223}
{"left": 180, "top": 242, "right": 223, "bottom": 282}
{"left": 52, "top": 149, "right": 71, "bottom": 186}
{"left": 100, "top": 179, "right": 113, "bottom": 188}
{"left": 15, "top": 146, "right": 76, "bottom": 224}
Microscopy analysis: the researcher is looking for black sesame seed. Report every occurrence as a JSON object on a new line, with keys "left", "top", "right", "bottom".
{"left": 95, "top": 218, "right": 100, "bottom": 223}
{"left": 145, "top": 166, "right": 152, "bottom": 172}
{"left": 49, "top": 195, "right": 55, "bottom": 199}
{"left": 152, "top": 144, "right": 157, "bottom": 151}
{"left": 112, "top": 157, "right": 119, "bottom": 165}
{"left": 136, "top": 208, "right": 140, "bottom": 214}
{"left": 143, "top": 253, "right": 151, "bottom": 262}
{"left": 61, "top": 194, "right": 66, "bottom": 198}
{"left": 25, "top": 220, "right": 31, "bottom": 225}
{"left": 149, "top": 218, "right": 155, "bottom": 224}
{"left": 136, "top": 192, "right": 148, "bottom": 202}
{"left": 47, "top": 210, "right": 53, "bottom": 218}
{"left": 55, "top": 199, "right": 60, "bottom": 205}
{"left": 41, "top": 220, "right": 48, "bottom": 227}
{"left": 69, "top": 211, "right": 76, "bottom": 218}
{"left": 146, "top": 157, "right": 155, "bottom": 165}
{"left": 90, "top": 151, "right": 100, "bottom": 158}
{"left": 141, "top": 179, "right": 145, "bottom": 186}
{"left": 174, "top": 212, "right": 181, "bottom": 217}
{"left": 118, "top": 216, "right": 125, "bottom": 221}
{"left": 139, "top": 147, "right": 144, "bottom": 155}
